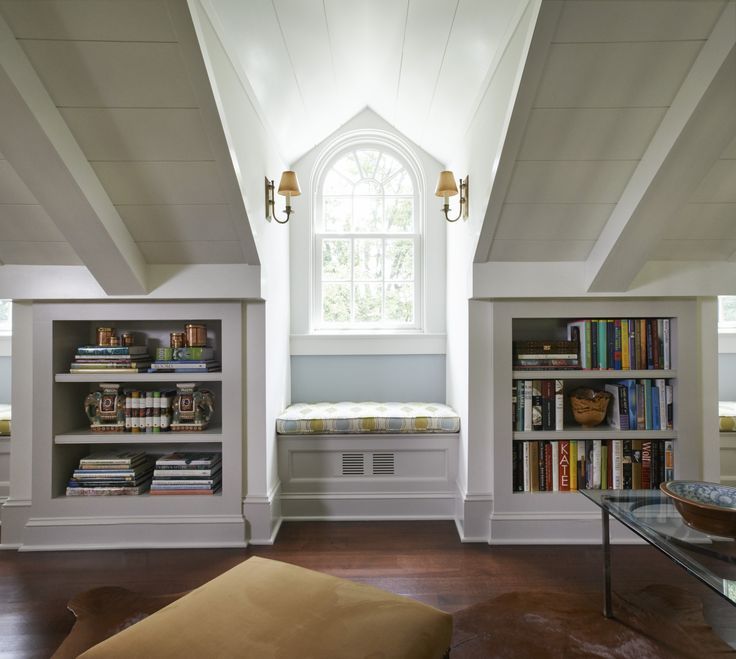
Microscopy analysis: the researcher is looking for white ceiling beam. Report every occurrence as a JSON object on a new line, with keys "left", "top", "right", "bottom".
{"left": 584, "top": 2, "right": 736, "bottom": 293}
{"left": 169, "top": 0, "right": 259, "bottom": 265}
{"left": 0, "top": 13, "right": 148, "bottom": 295}
{"left": 473, "top": 259, "right": 736, "bottom": 299}
{"left": 473, "top": 0, "right": 563, "bottom": 263}
{"left": 0, "top": 264, "right": 260, "bottom": 300}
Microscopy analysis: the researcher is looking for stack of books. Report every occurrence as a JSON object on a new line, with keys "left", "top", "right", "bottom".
{"left": 70, "top": 345, "right": 152, "bottom": 374}
{"left": 149, "top": 347, "right": 220, "bottom": 373}
{"left": 150, "top": 452, "right": 221, "bottom": 495}
{"left": 513, "top": 340, "right": 580, "bottom": 370}
{"left": 66, "top": 450, "right": 153, "bottom": 496}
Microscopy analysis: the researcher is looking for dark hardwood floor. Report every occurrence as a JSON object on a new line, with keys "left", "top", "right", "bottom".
{"left": 1, "top": 520, "right": 734, "bottom": 657}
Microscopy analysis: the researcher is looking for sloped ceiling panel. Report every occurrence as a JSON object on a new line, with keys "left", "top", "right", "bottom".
{"left": 0, "top": 0, "right": 257, "bottom": 266}
{"left": 483, "top": 0, "right": 726, "bottom": 263}
{"left": 0, "top": 153, "right": 82, "bottom": 265}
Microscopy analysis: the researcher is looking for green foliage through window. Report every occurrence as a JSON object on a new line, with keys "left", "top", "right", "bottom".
{"left": 316, "top": 147, "right": 418, "bottom": 328}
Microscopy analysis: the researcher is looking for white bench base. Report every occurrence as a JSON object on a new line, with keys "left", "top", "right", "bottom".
{"left": 278, "top": 433, "right": 457, "bottom": 520}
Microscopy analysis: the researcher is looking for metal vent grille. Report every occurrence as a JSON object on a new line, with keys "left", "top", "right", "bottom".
{"left": 341, "top": 453, "right": 365, "bottom": 476}
{"left": 372, "top": 452, "right": 395, "bottom": 476}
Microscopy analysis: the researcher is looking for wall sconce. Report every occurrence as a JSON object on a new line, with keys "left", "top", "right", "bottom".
{"left": 435, "top": 171, "right": 468, "bottom": 222}
{"left": 265, "top": 171, "right": 301, "bottom": 224}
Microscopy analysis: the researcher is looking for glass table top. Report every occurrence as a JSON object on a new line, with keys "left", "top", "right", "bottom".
{"left": 581, "top": 489, "right": 736, "bottom": 606}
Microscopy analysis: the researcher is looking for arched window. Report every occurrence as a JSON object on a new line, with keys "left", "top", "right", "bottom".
{"left": 313, "top": 144, "right": 421, "bottom": 330}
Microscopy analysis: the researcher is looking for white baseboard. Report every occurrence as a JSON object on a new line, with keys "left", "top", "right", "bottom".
{"left": 280, "top": 491, "right": 456, "bottom": 519}
{"left": 488, "top": 510, "right": 642, "bottom": 544}
{"left": 0, "top": 497, "right": 30, "bottom": 547}
{"left": 243, "top": 482, "right": 282, "bottom": 545}
{"left": 20, "top": 513, "right": 246, "bottom": 551}
{"left": 454, "top": 486, "right": 493, "bottom": 542}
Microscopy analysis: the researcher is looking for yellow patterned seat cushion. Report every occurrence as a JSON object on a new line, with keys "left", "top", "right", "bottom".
{"left": 276, "top": 401, "right": 460, "bottom": 434}
{"left": 79, "top": 556, "right": 452, "bottom": 659}
{"left": 0, "top": 403, "right": 10, "bottom": 436}
{"left": 720, "top": 401, "right": 736, "bottom": 432}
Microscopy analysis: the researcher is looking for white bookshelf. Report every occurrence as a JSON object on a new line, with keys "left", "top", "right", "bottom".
{"left": 24, "top": 301, "right": 246, "bottom": 550}
{"left": 484, "top": 298, "right": 702, "bottom": 545}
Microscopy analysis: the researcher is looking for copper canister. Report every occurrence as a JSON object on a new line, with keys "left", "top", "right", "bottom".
{"left": 170, "top": 332, "right": 186, "bottom": 348}
{"left": 121, "top": 332, "right": 134, "bottom": 346}
{"left": 96, "top": 327, "right": 114, "bottom": 346}
{"left": 109, "top": 335, "right": 120, "bottom": 346}
{"left": 185, "top": 323, "right": 207, "bottom": 347}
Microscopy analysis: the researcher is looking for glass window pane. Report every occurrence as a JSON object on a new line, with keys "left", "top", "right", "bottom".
{"left": 384, "top": 170, "right": 413, "bottom": 195}
{"left": 354, "top": 180, "right": 381, "bottom": 196}
{"left": 322, "top": 197, "right": 352, "bottom": 232}
{"left": 720, "top": 297, "right": 736, "bottom": 323}
{"left": 356, "top": 150, "right": 380, "bottom": 179}
{"left": 354, "top": 283, "right": 382, "bottom": 322}
{"left": 0, "top": 299, "right": 10, "bottom": 333}
{"left": 353, "top": 196, "right": 383, "bottom": 232}
{"left": 385, "top": 283, "right": 414, "bottom": 323}
{"left": 322, "top": 283, "right": 351, "bottom": 323}
{"left": 323, "top": 170, "right": 353, "bottom": 195}
{"left": 385, "top": 239, "right": 414, "bottom": 281}
{"left": 374, "top": 154, "right": 402, "bottom": 184}
{"left": 333, "top": 152, "right": 361, "bottom": 182}
{"left": 385, "top": 197, "right": 414, "bottom": 232}
{"left": 322, "top": 240, "right": 351, "bottom": 281}
{"left": 353, "top": 239, "right": 383, "bottom": 281}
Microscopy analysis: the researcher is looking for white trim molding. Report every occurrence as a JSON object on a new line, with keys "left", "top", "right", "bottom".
{"left": 291, "top": 333, "right": 446, "bottom": 355}
{"left": 0, "top": 336, "right": 10, "bottom": 357}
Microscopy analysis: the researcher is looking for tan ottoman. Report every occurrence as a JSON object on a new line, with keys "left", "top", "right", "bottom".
{"left": 79, "top": 556, "right": 452, "bottom": 659}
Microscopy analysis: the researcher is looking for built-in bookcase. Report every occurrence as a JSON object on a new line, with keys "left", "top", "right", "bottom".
{"left": 487, "top": 299, "right": 702, "bottom": 544}
{"left": 25, "top": 301, "right": 246, "bottom": 550}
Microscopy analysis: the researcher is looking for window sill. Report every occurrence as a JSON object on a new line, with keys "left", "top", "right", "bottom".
{"left": 290, "top": 333, "right": 446, "bottom": 355}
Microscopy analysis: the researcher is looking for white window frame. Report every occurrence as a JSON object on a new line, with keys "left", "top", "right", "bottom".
{"left": 311, "top": 137, "right": 424, "bottom": 333}
{"left": 0, "top": 300, "right": 11, "bottom": 337}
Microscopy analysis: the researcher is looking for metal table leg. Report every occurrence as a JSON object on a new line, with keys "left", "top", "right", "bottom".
{"left": 602, "top": 509, "right": 613, "bottom": 618}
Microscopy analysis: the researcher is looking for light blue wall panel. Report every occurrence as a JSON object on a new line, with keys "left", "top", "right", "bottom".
{"left": 291, "top": 355, "right": 445, "bottom": 403}
{"left": 0, "top": 357, "right": 10, "bottom": 403}
{"left": 719, "top": 354, "right": 736, "bottom": 400}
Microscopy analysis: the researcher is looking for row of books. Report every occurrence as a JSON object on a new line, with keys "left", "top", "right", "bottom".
{"left": 151, "top": 452, "right": 221, "bottom": 495}
{"left": 605, "top": 379, "right": 673, "bottom": 431}
{"left": 566, "top": 318, "right": 671, "bottom": 371}
{"left": 512, "top": 439, "right": 674, "bottom": 493}
{"left": 70, "top": 345, "right": 151, "bottom": 374}
{"left": 513, "top": 380, "right": 564, "bottom": 431}
{"left": 124, "top": 389, "right": 175, "bottom": 432}
{"left": 65, "top": 451, "right": 222, "bottom": 496}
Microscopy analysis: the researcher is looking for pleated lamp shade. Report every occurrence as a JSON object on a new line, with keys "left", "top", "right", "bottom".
{"left": 277, "top": 171, "right": 301, "bottom": 197}
{"left": 435, "top": 171, "right": 458, "bottom": 197}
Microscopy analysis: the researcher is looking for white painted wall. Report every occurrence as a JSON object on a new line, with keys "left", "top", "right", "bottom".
{"left": 445, "top": 2, "right": 540, "bottom": 516}
{"left": 190, "top": 0, "right": 290, "bottom": 536}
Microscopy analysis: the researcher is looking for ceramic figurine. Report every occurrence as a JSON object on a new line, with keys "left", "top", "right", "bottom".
{"left": 171, "top": 383, "right": 215, "bottom": 431}
{"left": 84, "top": 383, "right": 126, "bottom": 432}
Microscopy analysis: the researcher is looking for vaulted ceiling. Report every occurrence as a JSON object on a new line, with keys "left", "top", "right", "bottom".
{"left": 0, "top": 0, "right": 734, "bottom": 297}
{"left": 203, "top": 0, "right": 524, "bottom": 166}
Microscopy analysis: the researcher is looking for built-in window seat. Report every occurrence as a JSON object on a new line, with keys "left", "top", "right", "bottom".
{"left": 276, "top": 402, "right": 460, "bottom": 520}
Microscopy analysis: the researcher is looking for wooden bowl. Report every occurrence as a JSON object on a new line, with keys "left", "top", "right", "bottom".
{"left": 660, "top": 481, "right": 736, "bottom": 538}
{"left": 569, "top": 388, "right": 612, "bottom": 428}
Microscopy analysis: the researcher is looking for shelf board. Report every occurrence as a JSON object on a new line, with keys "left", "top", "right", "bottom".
{"left": 512, "top": 370, "right": 675, "bottom": 379}
{"left": 513, "top": 429, "right": 676, "bottom": 440}
{"left": 55, "top": 427, "right": 223, "bottom": 444}
{"left": 56, "top": 372, "right": 223, "bottom": 383}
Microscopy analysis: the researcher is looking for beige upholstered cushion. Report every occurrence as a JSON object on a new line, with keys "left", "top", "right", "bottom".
{"left": 79, "top": 556, "right": 452, "bottom": 659}
{"left": 276, "top": 401, "right": 460, "bottom": 434}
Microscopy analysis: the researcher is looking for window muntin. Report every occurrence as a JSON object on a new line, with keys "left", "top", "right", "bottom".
{"left": 315, "top": 147, "right": 420, "bottom": 330}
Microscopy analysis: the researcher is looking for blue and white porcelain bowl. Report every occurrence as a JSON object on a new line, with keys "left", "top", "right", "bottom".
{"left": 660, "top": 481, "right": 736, "bottom": 537}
